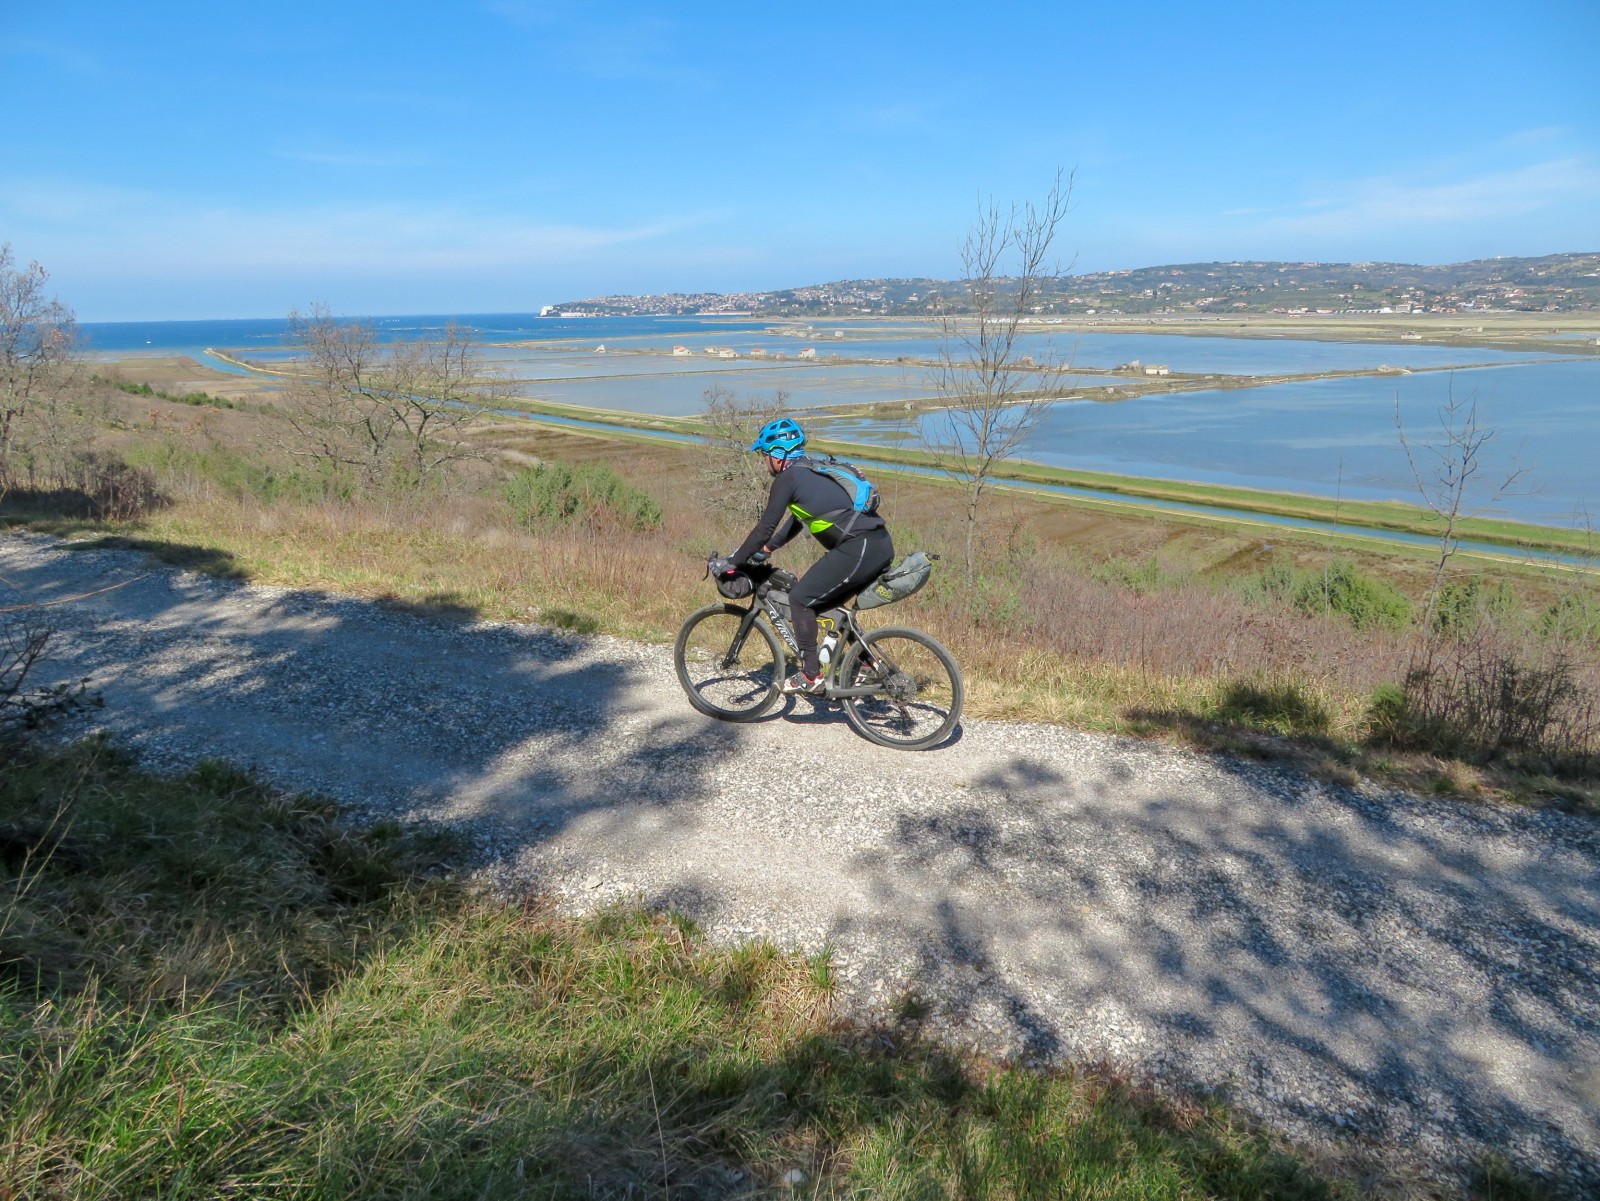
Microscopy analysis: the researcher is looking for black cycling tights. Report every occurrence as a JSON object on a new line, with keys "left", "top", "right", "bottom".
{"left": 789, "top": 528, "right": 894, "bottom": 677}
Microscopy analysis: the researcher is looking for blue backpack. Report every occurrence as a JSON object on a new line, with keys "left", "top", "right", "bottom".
{"left": 807, "top": 455, "right": 880, "bottom": 534}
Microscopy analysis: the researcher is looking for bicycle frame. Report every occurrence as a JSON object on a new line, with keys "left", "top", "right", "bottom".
{"left": 721, "top": 573, "right": 888, "bottom": 699}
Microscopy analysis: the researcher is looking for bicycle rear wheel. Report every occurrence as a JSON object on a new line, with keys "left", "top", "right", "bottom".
{"left": 674, "top": 604, "right": 783, "bottom": 721}
{"left": 837, "top": 626, "right": 963, "bottom": 750}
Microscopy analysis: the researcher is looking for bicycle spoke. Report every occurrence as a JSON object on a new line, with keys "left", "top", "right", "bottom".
{"left": 674, "top": 606, "right": 782, "bottom": 721}
{"left": 839, "top": 628, "right": 962, "bottom": 750}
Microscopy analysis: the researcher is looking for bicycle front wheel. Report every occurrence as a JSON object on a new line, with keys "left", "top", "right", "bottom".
{"left": 674, "top": 604, "right": 783, "bottom": 721}
{"left": 837, "top": 626, "right": 963, "bottom": 750}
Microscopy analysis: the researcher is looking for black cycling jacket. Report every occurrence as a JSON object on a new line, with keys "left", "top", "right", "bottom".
{"left": 731, "top": 458, "right": 886, "bottom": 565}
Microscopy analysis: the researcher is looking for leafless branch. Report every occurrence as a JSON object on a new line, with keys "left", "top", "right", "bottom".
{"left": 1395, "top": 380, "right": 1528, "bottom": 633}
{"left": 277, "top": 306, "right": 498, "bottom": 491}
{"left": 0, "top": 244, "right": 80, "bottom": 495}
{"left": 924, "top": 169, "right": 1077, "bottom": 576}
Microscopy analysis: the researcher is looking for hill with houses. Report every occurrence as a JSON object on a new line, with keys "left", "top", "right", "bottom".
{"left": 544, "top": 252, "right": 1600, "bottom": 318}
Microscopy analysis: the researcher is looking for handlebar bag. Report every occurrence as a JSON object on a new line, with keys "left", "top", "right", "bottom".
{"left": 716, "top": 571, "right": 754, "bottom": 599}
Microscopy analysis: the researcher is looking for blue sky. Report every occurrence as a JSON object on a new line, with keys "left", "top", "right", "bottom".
{"left": 4, "top": 1, "right": 1597, "bottom": 320}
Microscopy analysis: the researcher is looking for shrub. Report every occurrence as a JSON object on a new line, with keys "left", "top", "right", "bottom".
{"left": 1364, "top": 681, "right": 1420, "bottom": 747}
{"left": 1370, "top": 632, "right": 1600, "bottom": 772}
{"left": 1241, "top": 561, "right": 1297, "bottom": 606}
{"left": 1217, "top": 680, "right": 1331, "bottom": 737}
{"left": 1243, "top": 559, "right": 1411, "bottom": 631}
{"left": 105, "top": 378, "right": 235, "bottom": 408}
{"left": 1091, "top": 556, "right": 1191, "bottom": 596}
{"left": 1294, "top": 561, "right": 1411, "bottom": 630}
{"left": 128, "top": 441, "right": 326, "bottom": 505}
{"left": 503, "top": 462, "right": 661, "bottom": 532}
{"left": 1431, "top": 577, "right": 1519, "bottom": 636}
{"left": 64, "top": 451, "right": 165, "bottom": 521}
{"left": 1542, "top": 591, "right": 1600, "bottom": 650}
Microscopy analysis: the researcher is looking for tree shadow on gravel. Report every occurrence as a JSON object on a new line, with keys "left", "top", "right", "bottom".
{"left": 839, "top": 744, "right": 1600, "bottom": 1195}
{"left": 67, "top": 533, "right": 249, "bottom": 578}
{"left": 777, "top": 693, "right": 966, "bottom": 749}
{"left": 1, "top": 535, "right": 744, "bottom": 894}
{"left": 374, "top": 590, "right": 481, "bottom": 624}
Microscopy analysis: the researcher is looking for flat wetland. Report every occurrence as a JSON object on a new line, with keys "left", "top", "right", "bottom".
{"left": 100, "top": 303, "right": 1600, "bottom": 557}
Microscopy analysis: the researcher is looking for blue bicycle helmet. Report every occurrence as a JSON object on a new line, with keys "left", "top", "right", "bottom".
{"left": 749, "top": 417, "right": 806, "bottom": 459}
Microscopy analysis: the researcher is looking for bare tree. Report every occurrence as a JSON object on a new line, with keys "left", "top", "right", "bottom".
{"left": 0, "top": 245, "right": 79, "bottom": 498}
{"left": 1395, "top": 382, "right": 1525, "bottom": 632}
{"left": 1, "top": 582, "right": 100, "bottom": 757}
{"left": 279, "top": 305, "right": 495, "bottom": 490}
{"left": 924, "top": 171, "right": 1075, "bottom": 578}
{"left": 696, "top": 384, "right": 789, "bottom": 527}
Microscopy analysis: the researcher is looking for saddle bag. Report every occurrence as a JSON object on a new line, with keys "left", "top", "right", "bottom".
{"left": 855, "top": 551, "right": 935, "bottom": 610}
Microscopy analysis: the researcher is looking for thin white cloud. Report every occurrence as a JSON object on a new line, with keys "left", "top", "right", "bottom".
{"left": 0, "top": 178, "right": 152, "bottom": 225}
{"left": 480, "top": 2, "right": 709, "bottom": 87}
{"left": 1261, "top": 157, "right": 1600, "bottom": 238}
{"left": 480, "top": 1, "right": 557, "bottom": 29}
{"left": 845, "top": 101, "right": 941, "bottom": 133}
{"left": 0, "top": 175, "right": 722, "bottom": 277}
{"left": 1502, "top": 126, "right": 1568, "bottom": 147}
{"left": 272, "top": 144, "right": 433, "bottom": 168}
{"left": 253, "top": 81, "right": 471, "bottom": 116}
{"left": 2, "top": 37, "right": 101, "bottom": 75}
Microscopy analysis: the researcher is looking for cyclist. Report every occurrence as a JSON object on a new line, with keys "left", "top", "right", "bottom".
{"left": 723, "top": 417, "right": 893, "bottom": 695}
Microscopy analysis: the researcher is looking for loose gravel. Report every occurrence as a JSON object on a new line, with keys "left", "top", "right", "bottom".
{"left": 5, "top": 531, "right": 1598, "bottom": 1195}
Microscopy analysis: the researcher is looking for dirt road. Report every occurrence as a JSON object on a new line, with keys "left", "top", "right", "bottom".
{"left": 6, "top": 532, "right": 1598, "bottom": 1192}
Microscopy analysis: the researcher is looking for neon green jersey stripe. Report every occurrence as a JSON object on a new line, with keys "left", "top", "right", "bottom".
{"left": 788, "top": 502, "right": 835, "bottom": 535}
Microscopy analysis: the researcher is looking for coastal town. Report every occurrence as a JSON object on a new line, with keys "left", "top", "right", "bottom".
{"left": 541, "top": 251, "right": 1600, "bottom": 319}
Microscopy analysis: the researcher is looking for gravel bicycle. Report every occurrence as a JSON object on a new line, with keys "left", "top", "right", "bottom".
{"left": 674, "top": 555, "right": 963, "bottom": 751}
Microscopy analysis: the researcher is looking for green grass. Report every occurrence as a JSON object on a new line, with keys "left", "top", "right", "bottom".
{"left": 0, "top": 738, "right": 456, "bottom": 1008}
{"left": 102, "top": 378, "right": 237, "bottom": 409}
{"left": 0, "top": 741, "right": 1412, "bottom": 1199}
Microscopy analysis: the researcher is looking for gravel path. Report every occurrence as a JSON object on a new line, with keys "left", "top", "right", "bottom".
{"left": 6, "top": 532, "right": 1599, "bottom": 1194}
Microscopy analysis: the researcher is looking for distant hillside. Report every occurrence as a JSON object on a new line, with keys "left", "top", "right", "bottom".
{"left": 545, "top": 253, "right": 1600, "bottom": 317}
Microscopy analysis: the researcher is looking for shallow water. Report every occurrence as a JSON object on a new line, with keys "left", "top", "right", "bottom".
{"left": 828, "top": 358, "right": 1600, "bottom": 527}
{"left": 82, "top": 314, "right": 1599, "bottom": 526}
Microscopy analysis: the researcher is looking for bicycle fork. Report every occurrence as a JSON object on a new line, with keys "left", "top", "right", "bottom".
{"left": 721, "top": 604, "right": 767, "bottom": 671}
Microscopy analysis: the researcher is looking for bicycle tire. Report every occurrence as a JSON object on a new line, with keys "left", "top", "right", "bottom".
{"left": 674, "top": 603, "right": 784, "bottom": 721}
{"left": 837, "top": 626, "right": 963, "bottom": 750}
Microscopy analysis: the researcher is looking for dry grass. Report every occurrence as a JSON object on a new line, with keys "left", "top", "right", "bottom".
{"left": 8, "top": 377, "right": 1598, "bottom": 802}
